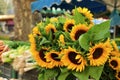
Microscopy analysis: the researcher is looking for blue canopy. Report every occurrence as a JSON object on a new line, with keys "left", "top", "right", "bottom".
{"left": 31, "top": 0, "right": 107, "bottom": 14}
{"left": 31, "top": 0, "right": 62, "bottom": 13}
{"left": 73, "top": 0, "right": 106, "bottom": 13}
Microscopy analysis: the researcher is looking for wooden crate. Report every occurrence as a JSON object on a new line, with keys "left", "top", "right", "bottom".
{"left": 22, "top": 69, "right": 39, "bottom": 80}
{"left": 0, "top": 63, "right": 18, "bottom": 79}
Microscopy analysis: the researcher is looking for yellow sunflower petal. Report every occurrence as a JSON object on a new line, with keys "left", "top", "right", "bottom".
{"left": 32, "top": 26, "right": 40, "bottom": 35}
{"left": 111, "top": 40, "right": 119, "bottom": 52}
{"left": 59, "top": 34, "right": 65, "bottom": 45}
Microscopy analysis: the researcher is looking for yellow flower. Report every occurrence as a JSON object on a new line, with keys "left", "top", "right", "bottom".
{"left": 63, "top": 19, "right": 75, "bottom": 32}
{"left": 31, "top": 48, "right": 53, "bottom": 68}
{"left": 111, "top": 51, "right": 120, "bottom": 57}
{"left": 111, "top": 40, "right": 119, "bottom": 52}
{"left": 32, "top": 26, "right": 40, "bottom": 35}
{"left": 61, "top": 47, "right": 87, "bottom": 72}
{"left": 45, "top": 23, "right": 57, "bottom": 34}
{"left": 72, "top": 7, "right": 94, "bottom": 27}
{"left": 70, "top": 24, "right": 90, "bottom": 41}
{"left": 45, "top": 50, "right": 64, "bottom": 67}
{"left": 109, "top": 57, "right": 120, "bottom": 70}
{"left": 59, "top": 34, "right": 65, "bottom": 45}
{"left": 88, "top": 42, "right": 111, "bottom": 66}
{"left": 104, "top": 38, "right": 112, "bottom": 48}
{"left": 28, "top": 34, "right": 37, "bottom": 56}
{"left": 72, "top": 7, "right": 93, "bottom": 21}
{"left": 110, "top": 40, "right": 120, "bottom": 57}
{"left": 28, "top": 34, "right": 35, "bottom": 44}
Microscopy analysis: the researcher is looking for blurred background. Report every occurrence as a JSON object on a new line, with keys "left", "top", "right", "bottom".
{"left": 0, "top": 0, "right": 120, "bottom": 41}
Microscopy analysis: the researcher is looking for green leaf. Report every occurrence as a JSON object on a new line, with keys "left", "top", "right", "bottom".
{"left": 73, "top": 9, "right": 86, "bottom": 24}
{"left": 38, "top": 73, "right": 44, "bottom": 80}
{"left": 88, "top": 21, "right": 110, "bottom": 41}
{"left": 79, "top": 21, "right": 110, "bottom": 50}
{"left": 58, "top": 16, "right": 66, "bottom": 23}
{"left": 57, "top": 72, "right": 70, "bottom": 80}
{"left": 44, "top": 18, "right": 50, "bottom": 25}
{"left": 44, "top": 69, "right": 59, "bottom": 80}
{"left": 54, "top": 31, "right": 62, "bottom": 39}
{"left": 60, "top": 67, "right": 69, "bottom": 73}
{"left": 39, "top": 26, "right": 46, "bottom": 37}
{"left": 64, "top": 12, "right": 73, "bottom": 19}
{"left": 79, "top": 33, "right": 90, "bottom": 51}
{"left": 73, "top": 67, "right": 89, "bottom": 80}
{"left": 89, "top": 65, "right": 104, "bottom": 80}
{"left": 63, "top": 32, "right": 72, "bottom": 41}
{"left": 40, "top": 37, "right": 50, "bottom": 45}
{"left": 48, "top": 30, "right": 53, "bottom": 41}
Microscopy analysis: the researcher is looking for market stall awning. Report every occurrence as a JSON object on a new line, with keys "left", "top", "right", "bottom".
{"left": 73, "top": 0, "right": 106, "bottom": 13}
{"left": 31, "top": 0, "right": 107, "bottom": 14}
{"left": 31, "top": 0, "right": 62, "bottom": 12}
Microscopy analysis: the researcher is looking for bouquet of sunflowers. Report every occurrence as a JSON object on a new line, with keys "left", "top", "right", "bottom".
{"left": 29, "top": 7, "right": 120, "bottom": 80}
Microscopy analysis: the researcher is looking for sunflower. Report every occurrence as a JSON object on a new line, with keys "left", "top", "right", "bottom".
{"left": 110, "top": 40, "right": 120, "bottom": 57}
{"left": 116, "top": 70, "right": 120, "bottom": 80}
{"left": 88, "top": 42, "right": 111, "bottom": 66}
{"left": 111, "top": 40, "right": 119, "bottom": 52}
{"left": 31, "top": 48, "right": 53, "bottom": 68}
{"left": 32, "top": 26, "right": 40, "bottom": 36}
{"left": 59, "top": 34, "right": 65, "bottom": 45}
{"left": 111, "top": 51, "right": 120, "bottom": 57}
{"left": 72, "top": 7, "right": 94, "bottom": 27}
{"left": 29, "top": 34, "right": 52, "bottom": 68}
{"left": 45, "top": 50, "right": 64, "bottom": 67}
{"left": 28, "top": 34, "right": 36, "bottom": 53}
{"left": 109, "top": 57, "right": 120, "bottom": 70}
{"left": 45, "top": 23, "right": 57, "bottom": 34}
{"left": 70, "top": 24, "right": 90, "bottom": 41}
{"left": 63, "top": 19, "right": 75, "bottom": 32}
{"left": 104, "top": 38, "right": 112, "bottom": 49}
{"left": 29, "top": 34, "right": 35, "bottom": 44}
{"left": 61, "top": 47, "right": 87, "bottom": 72}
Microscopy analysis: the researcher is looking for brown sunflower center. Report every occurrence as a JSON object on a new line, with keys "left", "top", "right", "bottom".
{"left": 67, "top": 24, "right": 74, "bottom": 32}
{"left": 118, "top": 72, "right": 120, "bottom": 78}
{"left": 51, "top": 29, "right": 55, "bottom": 33}
{"left": 110, "top": 60, "right": 118, "bottom": 68}
{"left": 51, "top": 53, "right": 60, "bottom": 61}
{"left": 39, "top": 49, "right": 47, "bottom": 62}
{"left": 75, "top": 30, "right": 86, "bottom": 40}
{"left": 37, "top": 33, "right": 40, "bottom": 36}
{"left": 93, "top": 48, "right": 103, "bottom": 59}
{"left": 68, "top": 51, "right": 81, "bottom": 65}
{"left": 50, "top": 29, "right": 55, "bottom": 39}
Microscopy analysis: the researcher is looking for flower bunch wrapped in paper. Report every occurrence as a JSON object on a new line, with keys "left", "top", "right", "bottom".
{"left": 29, "top": 7, "right": 120, "bottom": 80}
